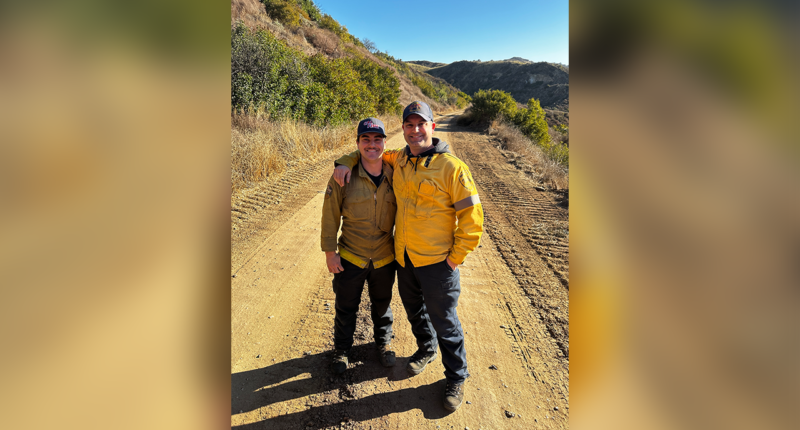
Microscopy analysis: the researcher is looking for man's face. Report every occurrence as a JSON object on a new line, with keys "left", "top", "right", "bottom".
{"left": 357, "top": 132, "right": 386, "bottom": 162}
{"left": 403, "top": 114, "right": 436, "bottom": 153}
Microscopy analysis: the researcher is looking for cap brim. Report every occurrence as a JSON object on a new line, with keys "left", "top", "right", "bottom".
{"left": 403, "top": 113, "right": 434, "bottom": 122}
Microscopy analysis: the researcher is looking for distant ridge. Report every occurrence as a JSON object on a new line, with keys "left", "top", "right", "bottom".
{"left": 426, "top": 60, "right": 568, "bottom": 110}
{"left": 506, "top": 57, "right": 533, "bottom": 63}
{"left": 407, "top": 60, "right": 448, "bottom": 68}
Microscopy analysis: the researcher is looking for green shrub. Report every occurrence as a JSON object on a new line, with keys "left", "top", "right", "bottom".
{"left": 232, "top": 19, "right": 407, "bottom": 127}
{"left": 231, "top": 23, "right": 312, "bottom": 117}
{"left": 411, "top": 75, "right": 435, "bottom": 99}
{"left": 307, "top": 54, "right": 376, "bottom": 124}
{"left": 304, "top": 81, "right": 331, "bottom": 125}
{"left": 261, "top": 0, "right": 302, "bottom": 27}
{"left": 232, "top": 24, "right": 395, "bottom": 127}
{"left": 319, "top": 14, "right": 356, "bottom": 44}
{"left": 260, "top": 0, "right": 325, "bottom": 26}
{"left": 541, "top": 141, "right": 569, "bottom": 165}
{"left": 514, "top": 98, "right": 550, "bottom": 145}
{"left": 455, "top": 91, "right": 471, "bottom": 109}
{"left": 470, "top": 89, "right": 518, "bottom": 122}
{"left": 347, "top": 56, "right": 402, "bottom": 115}
{"left": 232, "top": 72, "right": 254, "bottom": 108}
{"left": 409, "top": 73, "right": 466, "bottom": 108}
{"left": 296, "top": 0, "right": 321, "bottom": 22}
{"left": 464, "top": 89, "right": 567, "bottom": 166}
{"left": 319, "top": 14, "right": 340, "bottom": 33}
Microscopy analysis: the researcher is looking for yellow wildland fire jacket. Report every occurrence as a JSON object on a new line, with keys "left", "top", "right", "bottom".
{"left": 336, "top": 139, "right": 483, "bottom": 268}
{"left": 320, "top": 161, "right": 397, "bottom": 269}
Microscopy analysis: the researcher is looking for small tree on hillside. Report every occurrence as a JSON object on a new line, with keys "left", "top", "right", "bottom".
{"left": 514, "top": 98, "right": 551, "bottom": 145}
{"left": 361, "top": 38, "right": 378, "bottom": 54}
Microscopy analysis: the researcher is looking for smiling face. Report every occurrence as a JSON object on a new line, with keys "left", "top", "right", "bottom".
{"left": 357, "top": 132, "right": 386, "bottom": 163}
{"left": 402, "top": 114, "right": 436, "bottom": 155}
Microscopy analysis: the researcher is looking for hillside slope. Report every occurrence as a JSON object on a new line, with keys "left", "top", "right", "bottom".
{"left": 427, "top": 60, "right": 569, "bottom": 110}
{"left": 231, "top": 0, "right": 464, "bottom": 114}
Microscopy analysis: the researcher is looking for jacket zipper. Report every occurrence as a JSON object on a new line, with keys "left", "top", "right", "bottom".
{"left": 370, "top": 177, "right": 381, "bottom": 263}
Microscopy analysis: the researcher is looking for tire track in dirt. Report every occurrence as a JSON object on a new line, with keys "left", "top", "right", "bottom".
{"left": 231, "top": 152, "right": 341, "bottom": 274}
{"left": 437, "top": 119, "right": 570, "bottom": 364}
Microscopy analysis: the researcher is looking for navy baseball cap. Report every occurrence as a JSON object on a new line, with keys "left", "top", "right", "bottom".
{"left": 402, "top": 101, "right": 434, "bottom": 122}
{"left": 357, "top": 117, "right": 386, "bottom": 137}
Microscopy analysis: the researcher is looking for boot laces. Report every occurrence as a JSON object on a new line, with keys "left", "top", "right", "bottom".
{"left": 445, "top": 381, "right": 463, "bottom": 397}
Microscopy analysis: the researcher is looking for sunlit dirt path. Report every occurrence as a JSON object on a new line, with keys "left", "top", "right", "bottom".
{"left": 231, "top": 112, "right": 569, "bottom": 429}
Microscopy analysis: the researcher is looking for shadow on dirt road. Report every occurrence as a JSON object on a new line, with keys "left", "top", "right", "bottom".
{"left": 232, "top": 342, "right": 451, "bottom": 429}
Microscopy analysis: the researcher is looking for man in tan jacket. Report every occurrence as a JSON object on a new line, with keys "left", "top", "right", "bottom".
{"left": 320, "top": 117, "right": 398, "bottom": 374}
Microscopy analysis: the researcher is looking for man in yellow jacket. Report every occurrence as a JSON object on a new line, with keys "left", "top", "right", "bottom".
{"left": 321, "top": 117, "right": 398, "bottom": 374}
{"left": 333, "top": 101, "right": 484, "bottom": 412}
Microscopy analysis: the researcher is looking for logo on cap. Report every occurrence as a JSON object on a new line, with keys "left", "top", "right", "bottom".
{"left": 362, "top": 120, "right": 376, "bottom": 128}
{"left": 409, "top": 102, "right": 421, "bottom": 112}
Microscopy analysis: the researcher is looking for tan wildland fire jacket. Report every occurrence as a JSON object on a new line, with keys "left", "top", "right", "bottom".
{"left": 321, "top": 161, "right": 397, "bottom": 268}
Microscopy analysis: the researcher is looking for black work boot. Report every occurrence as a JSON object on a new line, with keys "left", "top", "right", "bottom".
{"left": 331, "top": 349, "right": 348, "bottom": 374}
{"left": 406, "top": 349, "right": 437, "bottom": 376}
{"left": 377, "top": 344, "right": 396, "bottom": 367}
{"left": 443, "top": 380, "right": 465, "bottom": 412}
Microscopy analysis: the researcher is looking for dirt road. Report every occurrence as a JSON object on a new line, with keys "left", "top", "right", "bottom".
{"left": 231, "top": 113, "right": 569, "bottom": 429}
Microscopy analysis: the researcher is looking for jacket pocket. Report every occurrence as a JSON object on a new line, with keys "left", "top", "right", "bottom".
{"left": 342, "top": 187, "right": 371, "bottom": 220}
{"left": 379, "top": 191, "right": 397, "bottom": 232}
{"left": 416, "top": 180, "right": 436, "bottom": 218}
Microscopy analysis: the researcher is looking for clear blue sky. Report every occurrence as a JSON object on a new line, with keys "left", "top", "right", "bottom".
{"left": 312, "top": 0, "right": 569, "bottom": 65}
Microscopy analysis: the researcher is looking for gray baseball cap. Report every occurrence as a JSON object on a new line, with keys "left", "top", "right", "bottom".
{"left": 402, "top": 101, "right": 434, "bottom": 122}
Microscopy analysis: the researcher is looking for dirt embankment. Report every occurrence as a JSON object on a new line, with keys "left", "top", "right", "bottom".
{"left": 231, "top": 113, "right": 569, "bottom": 429}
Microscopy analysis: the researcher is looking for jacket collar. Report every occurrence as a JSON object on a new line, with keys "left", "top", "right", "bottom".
{"left": 356, "top": 160, "right": 394, "bottom": 184}
{"left": 402, "top": 138, "right": 450, "bottom": 166}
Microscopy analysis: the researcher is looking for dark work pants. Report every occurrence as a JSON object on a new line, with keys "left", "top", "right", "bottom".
{"left": 397, "top": 251, "right": 468, "bottom": 383}
{"left": 332, "top": 259, "right": 395, "bottom": 351}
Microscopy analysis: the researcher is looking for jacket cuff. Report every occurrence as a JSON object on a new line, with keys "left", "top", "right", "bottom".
{"left": 321, "top": 238, "right": 338, "bottom": 253}
{"left": 449, "top": 253, "right": 465, "bottom": 265}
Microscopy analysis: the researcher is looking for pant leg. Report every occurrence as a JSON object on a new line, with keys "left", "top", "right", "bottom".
{"left": 396, "top": 252, "right": 437, "bottom": 354}
{"left": 415, "top": 259, "right": 468, "bottom": 383}
{"left": 332, "top": 259, "right": 368, "bottom": 350}
{"left": 365, "top": 261, "right": 395, "bottom": 346}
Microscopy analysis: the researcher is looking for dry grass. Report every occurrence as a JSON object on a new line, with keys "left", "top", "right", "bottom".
{"left": 488, "top": 119, "right": 569, "bottom": 190}
{"left": 231, "top": 110, "right": 401, "bottom": 194}
{"left": 304, "top": 26, "right": 342, "bottom": 57}
{"left": 231, "top": 0, "right": 272, "bottom": 29}
{"left": 231, "top": 0, "right": 319, "bottom": 56}
{"left": 548, "top": 125, "right": 569, "bottom": 147}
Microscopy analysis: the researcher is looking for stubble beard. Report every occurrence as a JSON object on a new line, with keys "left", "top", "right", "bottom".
{"left": 405, "top": 135, "right": 432, "bottom": 154}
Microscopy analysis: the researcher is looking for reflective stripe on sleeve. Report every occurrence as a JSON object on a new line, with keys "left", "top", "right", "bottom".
{"left": 454, "top": 194, "right": 481, "bottom": 211}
